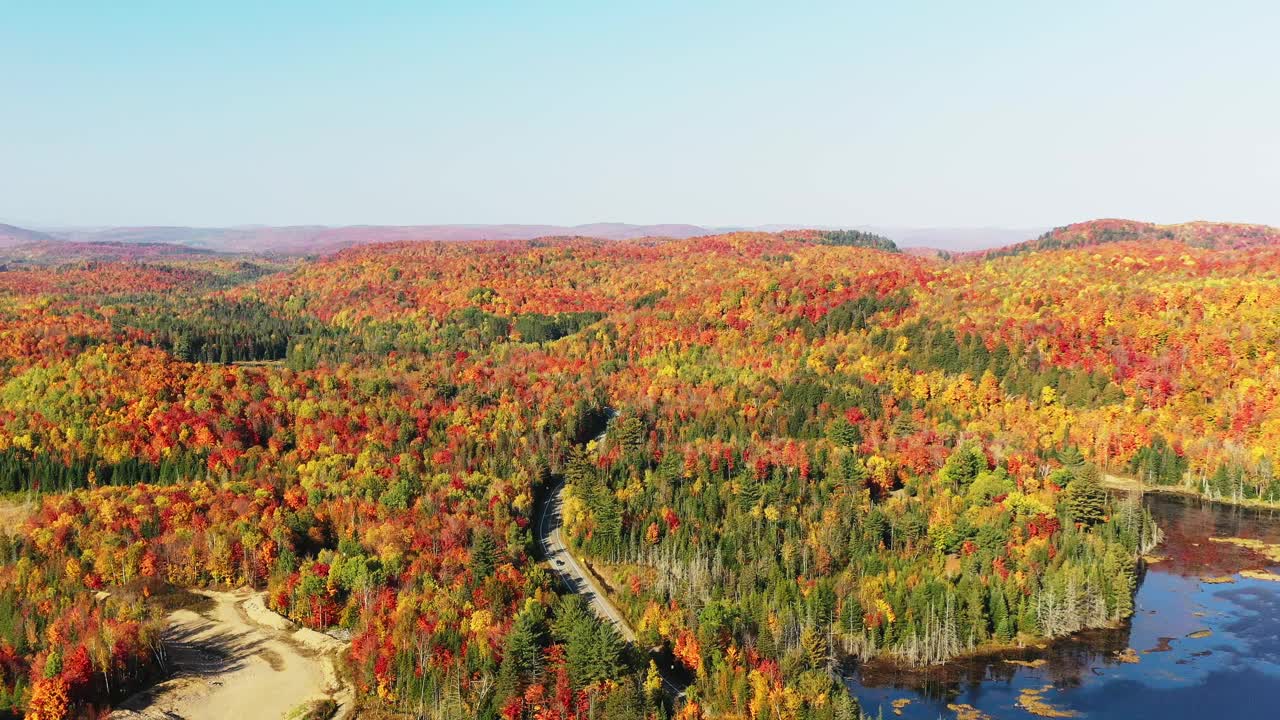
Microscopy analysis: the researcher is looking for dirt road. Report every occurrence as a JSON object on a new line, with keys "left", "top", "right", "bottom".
{"left": 111, "top": 588, "right": 351, "bottom": 720}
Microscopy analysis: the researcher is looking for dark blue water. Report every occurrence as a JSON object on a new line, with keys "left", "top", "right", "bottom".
{"left": 845, "top": 494, "right": 1280, "bottom": 719}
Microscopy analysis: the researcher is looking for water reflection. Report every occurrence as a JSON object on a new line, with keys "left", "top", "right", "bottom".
{"left": 845, "top": 493, "right": 1280, "bottom": 719}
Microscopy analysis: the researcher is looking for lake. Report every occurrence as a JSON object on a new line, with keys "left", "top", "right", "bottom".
{"left": 845, "top": 493, "right": 1280, "bottom": 719}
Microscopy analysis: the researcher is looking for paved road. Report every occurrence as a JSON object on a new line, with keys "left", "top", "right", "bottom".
{"left": 537, "top": 480, "right": 637, "bottom": 642}
{"left": 535, "top": 416, "right": 687, "bottom": 698}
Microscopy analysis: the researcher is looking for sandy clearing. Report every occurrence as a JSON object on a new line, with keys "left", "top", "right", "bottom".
{"left": 111, "top": 588, "right": 352, "bottom": 720}
{"left": 1099, "top": 474, "right": 1144, "bottom": 493}
{"left": 0, "top": 497, "right": 34, "bottom": 535}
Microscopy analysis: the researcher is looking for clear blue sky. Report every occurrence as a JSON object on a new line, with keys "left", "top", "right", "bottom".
{"left": 3, "top": 1, "right": 1276, "bottom": 228}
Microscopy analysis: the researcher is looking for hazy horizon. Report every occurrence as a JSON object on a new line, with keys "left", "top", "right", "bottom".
{"left": 17, "top": 216, "right": 1280, "bottom": 253}
{"left": 2, "top": 217, "right": 1055, "bottom": 252}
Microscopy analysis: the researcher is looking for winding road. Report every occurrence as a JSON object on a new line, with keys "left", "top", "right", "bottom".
{"left": 538, "top": 480, "right": 637, "bottom": 643}
{"left": 535, "top": 415, "right": 687, "bottom": 699}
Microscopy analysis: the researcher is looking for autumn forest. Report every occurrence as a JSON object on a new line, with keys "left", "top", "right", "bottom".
{"left": 1, "top": 218, "right": 1279, "bottom": 720}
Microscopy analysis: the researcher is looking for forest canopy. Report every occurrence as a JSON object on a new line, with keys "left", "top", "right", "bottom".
{"left": 0, "top": 220, "right": 1274, "bottom": 720}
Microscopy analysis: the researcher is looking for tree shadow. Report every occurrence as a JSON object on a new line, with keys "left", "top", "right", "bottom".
{"left": 111, "top": 617, "right": 274, "bottom": 714}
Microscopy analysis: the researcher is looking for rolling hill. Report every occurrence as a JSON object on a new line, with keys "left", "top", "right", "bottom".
{"left": 0, "top": 223, "right": 58, "bottom": 247}
{"left": 2, "top": 219, "right": 1276, "bottom": 261}
{"left": 977, "top": 219, "right": 1280, "bottom": 258}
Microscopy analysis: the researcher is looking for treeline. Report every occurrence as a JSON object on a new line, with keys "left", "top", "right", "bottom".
{"left": 110, "top": 297, "right": 604, "bottom": 370}
{"left": 284, "top": 322, "right": 432, "bottom": 371}
{"left": 1129, "top": 435, "right": 1280, "bottom": 503}
{"left": 514, "top": 311, "right": 607, "bottom": 343}
{"left": 0, "top": 449, "right": 210, "bottom": 494}
{"left": 444, "top": 307, "right": 606, "bottom": 346}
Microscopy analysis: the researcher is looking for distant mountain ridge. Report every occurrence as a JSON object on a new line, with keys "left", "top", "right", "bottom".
{"left": 44, "top": 223, "right": 722, "bottom": 254}
{"left": 1, "top": 219, "right": 1276, "bottom": 258}
{"left": 0, "top": 223, "right": 57, "bottom": 247}
{"left": 0, "top": 240, "right": 218, "bottom": 264}
{"left": 21, "top": 222, "right": 1025, "bottom": 254}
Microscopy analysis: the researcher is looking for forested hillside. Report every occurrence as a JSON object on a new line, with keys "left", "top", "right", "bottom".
{"left": 980, "top": 218, "right": 1280, "bottom": 258}
{"left": 0, "top": 221, "right": 1274, "bottom": 719}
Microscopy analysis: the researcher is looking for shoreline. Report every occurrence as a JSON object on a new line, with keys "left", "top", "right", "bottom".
{"left": 1100, "top": 474, "right": 1280, "bottom": 512}
{"left": 840, "top": 620, "right": 1130, "bottom": 684}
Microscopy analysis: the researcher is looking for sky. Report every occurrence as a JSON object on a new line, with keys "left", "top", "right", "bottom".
{"left": 3, "top": 0, "right": 1277, "bottom": 229}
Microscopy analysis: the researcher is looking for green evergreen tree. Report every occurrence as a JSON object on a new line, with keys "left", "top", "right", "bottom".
{"left": 826, "top": 418, "right": 861, "bottom": 448}
{"left": 617, "top": 417, "right": 646, "bottom": 452}
{"left": 940, "top": 443, "right": 985, "bottom": 487}
{"left": 552, "top": 595, "right": 590, "bottom": 642}
{"left": 172, "top": 333, "right": 193, "bottom": 362}
{"left": 989, "top": 585, "right": 1012, "bottom": 641}
{"left": 587, "top": 622, "right": 625, "bottom": 684}
{"left": 471, "top": 529, "right": 497, "bottom": 579}
{"left": 1057, "top": 446, "right": 1086, "bottom": 471}
{"left": 1062, "top": 468, "right": 1106, "bottom": 525}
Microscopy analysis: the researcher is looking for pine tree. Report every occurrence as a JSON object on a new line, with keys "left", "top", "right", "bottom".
{"left": 800, "top": 625, "right": 827, "bottom": 671}
{"left": 598, "top": 681, "right": 645, "bottom": 720}
{"left": 564, "top": 445, "right": 597, "bottom": 489}
{"left": 940, "top": 443, "right": 985, "bottom": 487}
{"left": 617, "top": 417, "right": 646, "bottom": 452}
{"left": 471, "top": 529, "right": 497, "bottom": 579}
{"left": 1057, "top": 446, "right": 1086, "bottom": 471}
{"left": 552, "top": 595, "right": 589, "bottom": 642}
{"left": 503, "top": 610, "right": 543, "bottom": 682}
{"left": 493, "top": 651, "right": 520, "bottom": 708}
{"left": 826, "top": 418, "right": 861, "bottom": 448}
{"left": 1017, "top": 597, "right": 1038, "bottom": 636}
{"left": 839, "top": 451, "right": 867, "bottom": 490}
{"left": 1063, "top": 469, "right": 1106, "bottom": 525}
{"left": 172, "top": 333, "right": 193, "bottom": 362}
{"left": 756, "top": 624, "right": 778, "bottom": 660}
{"left": 833, "top": 690, "right": 860, "bottom": 720}
{"left": 588, "top": 622, "right": 625, "bottom": 683}
{"left": 990, "top": 585, "right": 1012, "bottom": 641}
{"left": 1103, "top": 547, "right": 1135, "bottom": 618}
{"left": 840, "top": 597, "right": 865, "bottom": 635}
